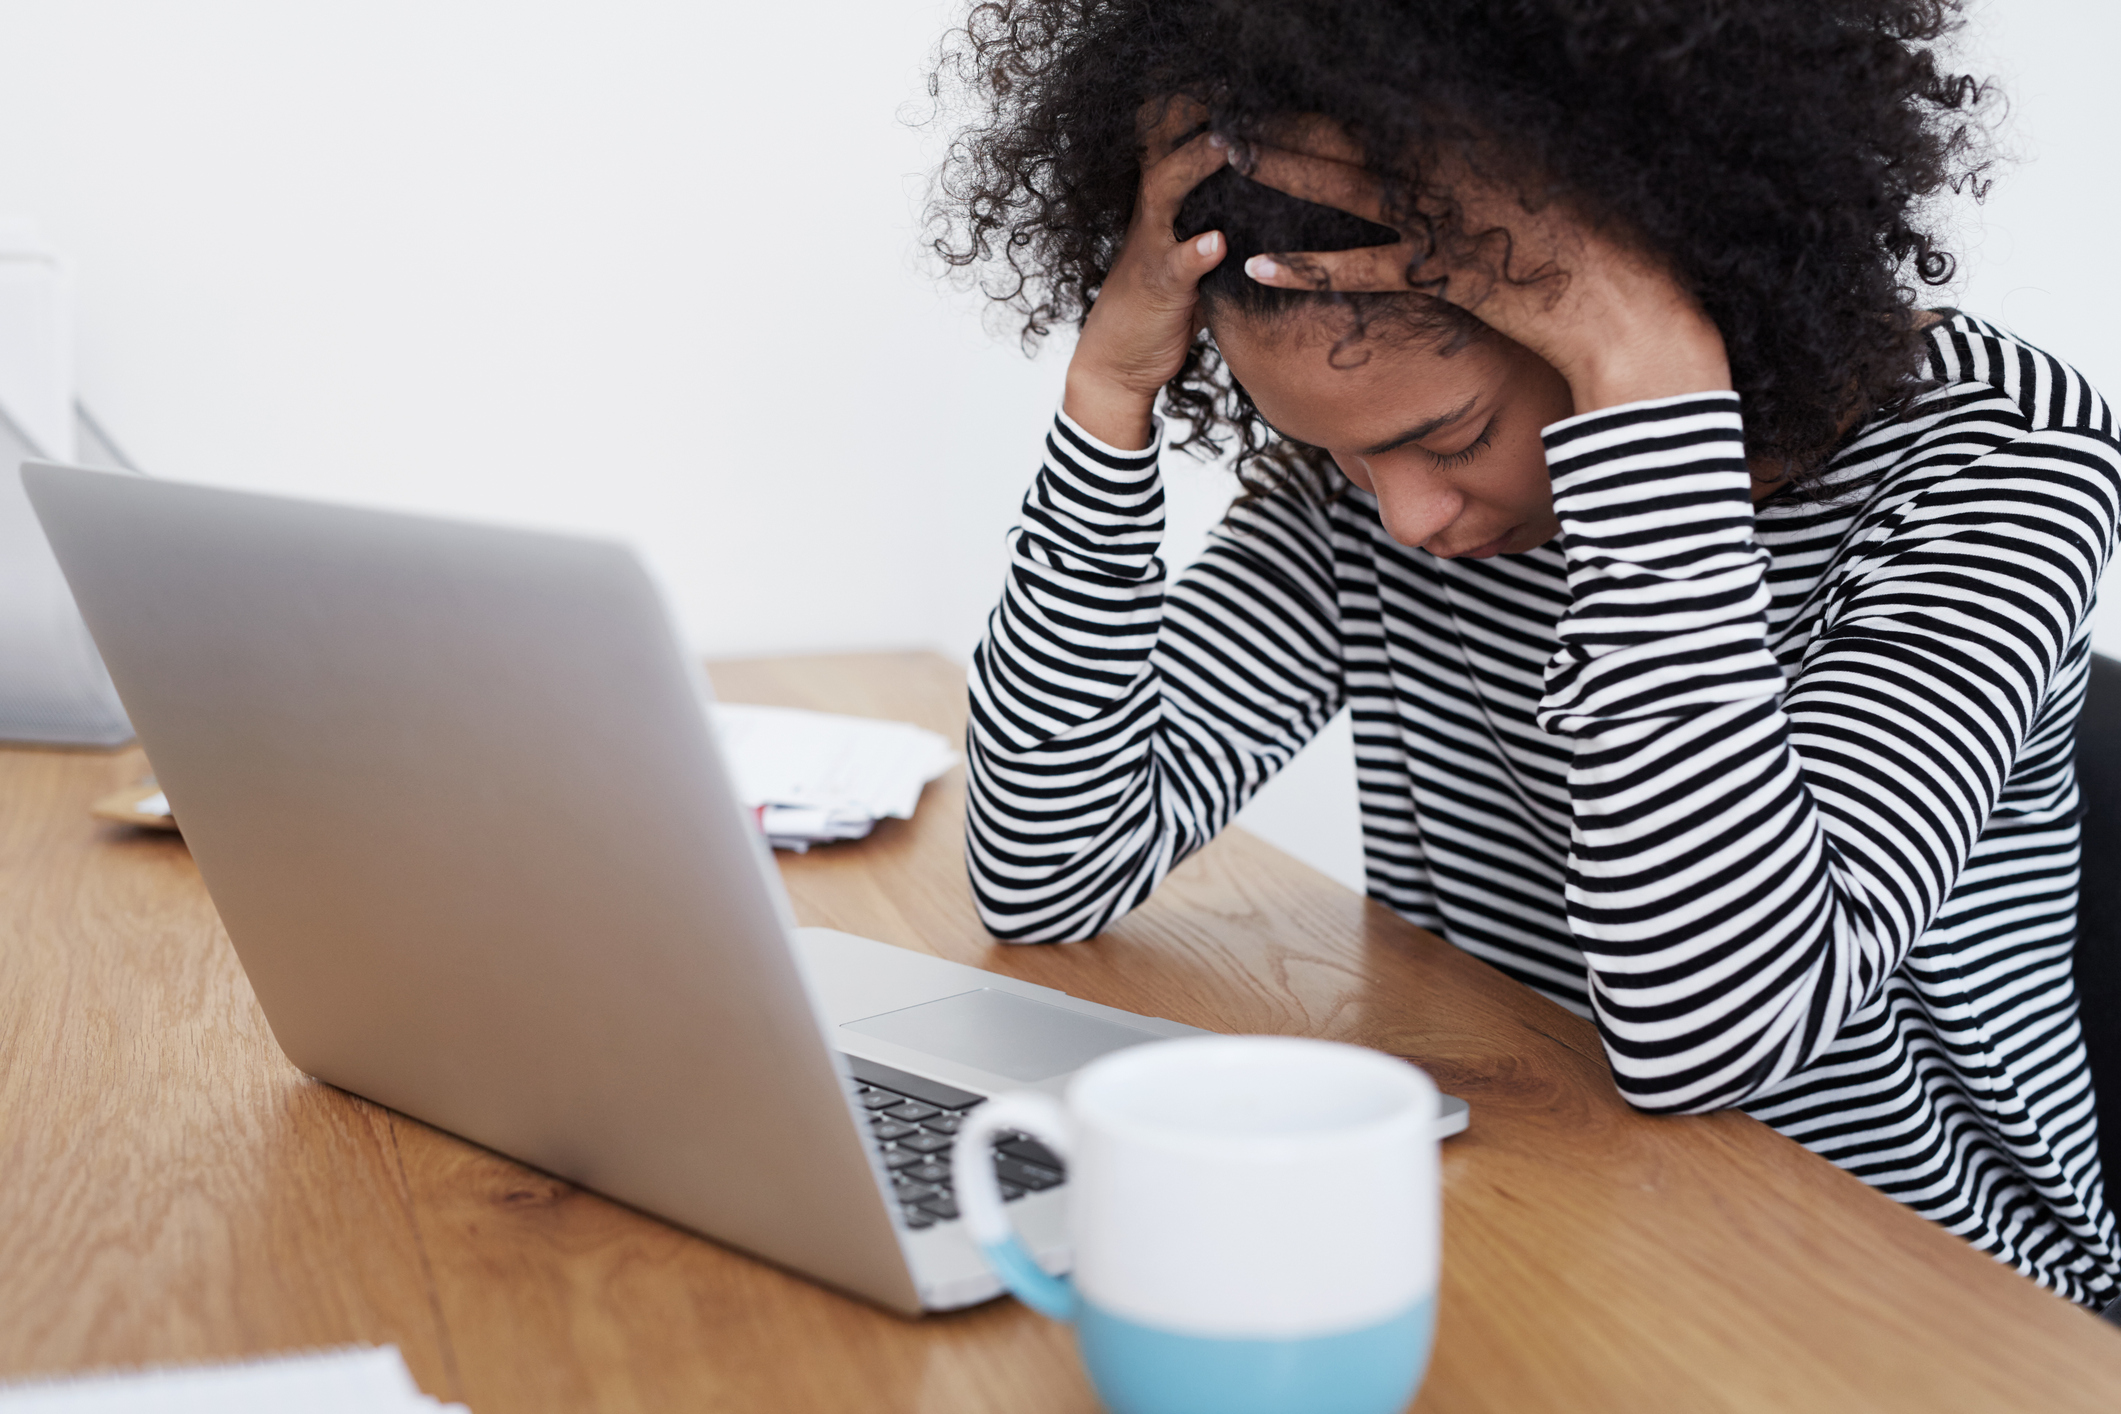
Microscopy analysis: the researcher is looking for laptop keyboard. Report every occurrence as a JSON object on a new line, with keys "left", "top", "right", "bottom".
{"left": 842, "top": 1054, "right": 1066, "bottom": 1230}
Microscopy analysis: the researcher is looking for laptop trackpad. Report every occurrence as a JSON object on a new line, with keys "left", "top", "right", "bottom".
{"left": 842, "top": 988, "right": 1167, "bottom": 1083}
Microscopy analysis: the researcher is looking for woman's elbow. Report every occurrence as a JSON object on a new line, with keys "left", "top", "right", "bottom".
{"left": 1606, "top": 1055, "right": 1783, "bottom": 1117}
{"left": 968, "top": 876, "right": 1118, "bottom": 945}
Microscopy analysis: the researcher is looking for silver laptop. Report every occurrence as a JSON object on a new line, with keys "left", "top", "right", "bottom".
{"left": 24, "top": 461, "right": 1467, "bottom": 1316}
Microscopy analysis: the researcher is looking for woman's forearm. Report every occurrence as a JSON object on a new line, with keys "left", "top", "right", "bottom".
{"left": 967, "top": 410, "right": 1346, "bottom": 942}
{"left": 1540, "top": 396, "right": 2117, "bottom": 1112}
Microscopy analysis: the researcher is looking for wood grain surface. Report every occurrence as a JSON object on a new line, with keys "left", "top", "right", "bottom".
{"left": 4, "top": 649, "right": 2120, "bottom": 1412}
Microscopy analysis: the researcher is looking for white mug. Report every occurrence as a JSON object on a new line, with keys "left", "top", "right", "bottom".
{"left": 952, "top": 1035, "right": 1439, "bottom": 1414}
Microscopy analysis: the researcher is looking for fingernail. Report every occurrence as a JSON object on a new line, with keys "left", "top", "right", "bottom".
{"left": 1197, "top": 232, "right": 1222, "bottom": 256}
{"left": 1246, "top": 256, "right": 1279, "bottom": 280}
{"left": 1208, "top": 132, "right": 1229, "bottom": 150}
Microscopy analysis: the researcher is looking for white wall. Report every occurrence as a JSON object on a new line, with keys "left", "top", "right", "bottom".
{"left": 0, "top": 0, "right": 2111, "bottom": 894}
{"left": 0, "top": 0, "right": 1054, "bottom": 661}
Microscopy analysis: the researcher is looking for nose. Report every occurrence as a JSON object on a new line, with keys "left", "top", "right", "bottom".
{"left": 1343, "top": 456, "right": 1465, "bottom": 550}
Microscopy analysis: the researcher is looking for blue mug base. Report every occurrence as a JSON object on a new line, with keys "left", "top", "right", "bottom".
{"left": 1075, "top": 1297, "right": 1435, "bottom": 1414}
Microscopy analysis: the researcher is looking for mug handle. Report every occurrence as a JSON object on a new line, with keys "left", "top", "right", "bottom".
{"left": 952, "top": 1091, "right": 1079, "bottom": 1321}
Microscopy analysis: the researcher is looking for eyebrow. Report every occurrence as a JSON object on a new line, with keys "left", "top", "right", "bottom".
{"left": 1356, "top": 396, "right": 1482, "bottom": 457}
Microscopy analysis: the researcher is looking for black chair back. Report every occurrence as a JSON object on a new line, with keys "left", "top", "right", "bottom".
{"left": 2075, "top": 652, "right": 2121, "bottom": 1211}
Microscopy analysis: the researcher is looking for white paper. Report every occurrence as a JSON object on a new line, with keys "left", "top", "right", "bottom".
{"left": 760, "top": 804, "right": 875, "bottom": 841}
{"left": 0, "top": 1345, "right": 467, "bottom": 1412}
{"left": 712, "top": 703, "right": 955, "bottom": 849}
{"left": 114, "top": 711, "right": 950, "bottom": 849}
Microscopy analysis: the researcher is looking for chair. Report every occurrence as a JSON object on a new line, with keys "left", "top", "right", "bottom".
{"left": 2074, "top": 652, "right": 2121, "bottom": 1236}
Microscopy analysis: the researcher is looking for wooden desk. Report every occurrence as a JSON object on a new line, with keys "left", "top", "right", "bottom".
{"left": 4, "top": 650, "right": 2119, "bottom": 1412}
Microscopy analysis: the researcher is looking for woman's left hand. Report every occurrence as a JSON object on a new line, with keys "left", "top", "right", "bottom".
{"left": 1236, "top": 126, "right": 1732, "bottom": 415}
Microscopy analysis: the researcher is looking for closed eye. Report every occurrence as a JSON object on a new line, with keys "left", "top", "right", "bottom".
{"left": 1426, "top": 417, "right": 1497, "bottom": 470}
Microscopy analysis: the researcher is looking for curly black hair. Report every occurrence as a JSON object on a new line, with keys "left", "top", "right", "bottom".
{"left": 928, "top": 0, "right": 1993, "bottom": 500}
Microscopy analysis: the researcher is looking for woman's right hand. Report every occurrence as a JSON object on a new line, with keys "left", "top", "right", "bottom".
{"left": 1062, "top": 102, "right": 1232, "bottom": 450}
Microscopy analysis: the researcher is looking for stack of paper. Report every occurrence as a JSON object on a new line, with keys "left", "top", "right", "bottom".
{"left": 712, "top": 703, "right": 957, "bottom": 851}
{"left": 95, "top": 705, "right": 958, "bottom": 853}
{"left": 0, "top": 1345, "right": 466, "bottom": 1411}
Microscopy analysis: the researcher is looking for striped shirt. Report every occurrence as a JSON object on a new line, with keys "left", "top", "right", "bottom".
{"left": 965, "top": 313, "right": 2121, "bottom": 1306}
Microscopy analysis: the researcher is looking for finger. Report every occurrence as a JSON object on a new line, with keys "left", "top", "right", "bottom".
{"left": 1241, "top": 144, "right": 1393, "bottom": 227}
{"left": 1168, "top": 229, "right": 1228, "bottom": 284}
{"left": 1138, "top": 130, "right": 1233, "bottom": 230}
{"left": 1256, "top": 113, "right": 1367, "bottom": 166}
{"left": 1137, "top": 94, "right": 1210, "bottom": 165}
{"left": 1244, "top": 243, "right": 1430, "bottom": 294}
{"left": 1131, "top": 230, "right": 1228, "bottom": 309}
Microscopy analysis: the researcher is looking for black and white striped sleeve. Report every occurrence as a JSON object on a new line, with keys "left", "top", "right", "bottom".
{"left": 965, "top": 409, "right": 1345, "bottom": 942}
{"left": 1540, "top": 391, "right": 2121, "bottom": 1113}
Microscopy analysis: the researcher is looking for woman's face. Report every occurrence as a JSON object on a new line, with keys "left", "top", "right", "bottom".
{"left": 1211, "top": 308, "right": 1574, "bottom": 557}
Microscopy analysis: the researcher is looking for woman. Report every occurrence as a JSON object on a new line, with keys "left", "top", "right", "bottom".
{"left": 933, "top": 0, "right": 2121, "bottom": 1305}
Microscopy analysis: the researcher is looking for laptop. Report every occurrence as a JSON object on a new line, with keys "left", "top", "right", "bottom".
{"left": 23, "top": 461, "right": 1468, "bottom": 1316}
